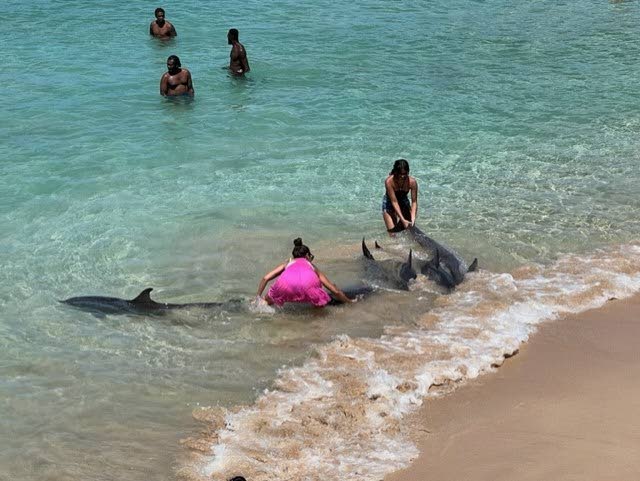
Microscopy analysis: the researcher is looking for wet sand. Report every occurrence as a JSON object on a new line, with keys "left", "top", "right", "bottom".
{"left": 385, "top": 293, "right": 640, "bottom": 481}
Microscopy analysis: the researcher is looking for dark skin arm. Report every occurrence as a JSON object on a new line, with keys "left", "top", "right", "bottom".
{"left": 240, "top": 46, "right": 250, "bottom": 73}
{"left": 184, "top": 70, "right": 194, "bottom": 95}
{"left": 160, "top": 73, "right": 169, "bottom": 96}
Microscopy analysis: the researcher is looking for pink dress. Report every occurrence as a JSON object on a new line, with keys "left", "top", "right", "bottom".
{"left": 268, "top": 258, "right": 331, "bottom": 307}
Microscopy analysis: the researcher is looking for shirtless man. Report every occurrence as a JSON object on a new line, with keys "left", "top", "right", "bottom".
{"left": 160, "top": 55, "right": 194, "bottom": 97}
{"left": 149, "top": 8, "right": 177, "bottom": 39}
{"left": 227, "top": 28, "right": 250, "bottom": 76}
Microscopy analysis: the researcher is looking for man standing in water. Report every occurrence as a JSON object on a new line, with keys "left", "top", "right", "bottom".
{"left": 150, "top": 8, "right": 177, "bottom": 39}
{"left": 160, "top": 55, "right": 194, "bottom": 97}
{"left": 228, "top": 28, "right": 250, "bottom": 76}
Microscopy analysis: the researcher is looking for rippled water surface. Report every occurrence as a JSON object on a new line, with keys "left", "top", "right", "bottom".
{"left": 2, "top": 1, "right": 640, "bottom": 480}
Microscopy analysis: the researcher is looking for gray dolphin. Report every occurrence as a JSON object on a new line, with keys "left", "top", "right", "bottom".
{"left": 60, "top": 287, "right": 242, "bottom": 316}
{"left": 362, "top": 238, "right": 417, "bottom": 290}
{"left": 409, "top": 225, "right": 478, "bottom": 287}
{"left": 61, "top": 285, "right": 371, "bottom": 315}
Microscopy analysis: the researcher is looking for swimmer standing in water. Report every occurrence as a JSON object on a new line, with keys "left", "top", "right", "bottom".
{"left": 160, "top": 55, "right": 194, "bottom": 97}
{"left": 149, "top": 8, "right": 177, "bottom": 39}
{"left": 382, "top": 159, "right": 418, "bottom": 234}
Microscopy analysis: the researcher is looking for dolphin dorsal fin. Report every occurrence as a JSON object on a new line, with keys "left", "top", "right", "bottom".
{"left": 407, "top": 249, "right": 413, "bottom": 268}
{"left": 468, "top": 258, "right": 478, "bottom": 272}
{"left": 362, "top": 238, "right": 374, "bottom": 260}
{"left": 131, "top": 288, "right": 154, "bottom": 304}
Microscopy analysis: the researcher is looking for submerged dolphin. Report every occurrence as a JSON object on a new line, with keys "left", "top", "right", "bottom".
{"left": 60, "top": 288, "right": 242, "bottom": 316}
{"left": 409, "top": 225, "right": 478, "bottom": 288}
{"left": 361, "top": 238, "right": 417, "bottom": 290}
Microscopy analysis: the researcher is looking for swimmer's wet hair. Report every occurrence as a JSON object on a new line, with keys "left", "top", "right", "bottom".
{"left": 228, "top": 477, "right": 246, "bottom": 481}
{"left": 167, "top": 55, "right": 181, "bottom": 67}
{"left": 292, "top": 237, "right": 311, "bottom": 258}
{"left": 390, "top": 158, "right": 410, "bottom": 175}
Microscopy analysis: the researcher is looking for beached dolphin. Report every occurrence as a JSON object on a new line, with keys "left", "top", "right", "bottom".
{"left": 60, "top": 288, "right": 242, "bottom": 316}
{"left": 61, "top": 285, "right": 371, "bottom": 315}
{"left": 408, "top": 226, "right": 478, "bottom": 287}
{"left": 362, "top": 238, "right": 417, "bottom": 290}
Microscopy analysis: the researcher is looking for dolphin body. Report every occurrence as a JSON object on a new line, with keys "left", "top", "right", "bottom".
{"left": 61, "top": 285, "right": 371, "bottom": 316}
{"left": 361, "top": 238, "right": 417, "bottom": 290}
{"left": 409, "top": 225, "right": 478, "bottom": 289}
{"left": 60, "top": 288, "right": 242, "bottom": 316}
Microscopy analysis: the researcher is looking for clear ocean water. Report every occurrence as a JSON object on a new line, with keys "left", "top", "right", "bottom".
{"left": 2, "top": 1, "right": 640, "bottom": 480}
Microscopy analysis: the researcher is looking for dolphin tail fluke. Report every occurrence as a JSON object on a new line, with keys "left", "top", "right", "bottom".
{"left": 131, "top": 288, "right": 154, "bottom": 304}
{"left": 362, "top": 238, "right": 374, "bottom": 260}
{"left": 468, "top": 258, "right": 478, "bottom": 272}
{"left": 374, "top": 241, "right": 382, "bottom": 249}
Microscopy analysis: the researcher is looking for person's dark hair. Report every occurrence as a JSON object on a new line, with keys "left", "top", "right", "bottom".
{"left": 167, "top": 55, "right": 181, "bottom": 68}
{"left": 228, "top": 28, "right": 239, "bottom": 42}
{"left": 155, "top": 7, "right": 165, "bottom": 16}
{"left": 390, "top": 158, "right": 410, "bottom": 176}
{"left": 291, "top": 237, "right": 311, "bottom": 258}
{"left": 228, "top": 477, "right": 246, "bottom": 481}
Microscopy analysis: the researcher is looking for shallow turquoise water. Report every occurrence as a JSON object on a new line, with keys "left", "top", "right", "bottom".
{"left": 2, "top": 1, "right": 640, "bottom": 480}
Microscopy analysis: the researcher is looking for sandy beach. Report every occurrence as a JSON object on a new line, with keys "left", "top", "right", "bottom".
{"left": 385, "top": 293, "right": 640, "bottom": 481}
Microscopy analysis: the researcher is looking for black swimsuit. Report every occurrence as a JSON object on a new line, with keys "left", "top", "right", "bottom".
{"left": 382, "top": 190, "right": 411, "bottom": 220}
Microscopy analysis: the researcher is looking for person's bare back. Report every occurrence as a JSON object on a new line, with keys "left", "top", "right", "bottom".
{"left": 150, "top": 8, "right": 176, "bottom": 39}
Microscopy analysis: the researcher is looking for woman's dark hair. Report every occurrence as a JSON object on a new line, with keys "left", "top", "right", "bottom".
{"left": 292, "top": 237, "right": 311, "bottom": 258}
{"left": 167, "top": 55, "right": 181, "bottom": 68}
{"left": 390, "top": 158, "right": 410, "bottom": 176}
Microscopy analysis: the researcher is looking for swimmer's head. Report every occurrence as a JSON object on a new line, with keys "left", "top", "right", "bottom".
{"left": 166, "top": 55, "right": 181, "bottom": 71}
{"left": 155, "top": 7, "right": 165, "bottom": 20}
{"left": 228, "top": 28, "right": 239, "bottom": 43}
{"left": 292, "top": 238, "right": 313, "bottom": 260}
{"left": 390, "top": 158, "right": 410, "bottom": 177}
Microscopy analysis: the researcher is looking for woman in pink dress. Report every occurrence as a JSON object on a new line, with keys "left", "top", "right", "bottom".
{"left": 256, "top": 238, "right": 354, "bottom": 307}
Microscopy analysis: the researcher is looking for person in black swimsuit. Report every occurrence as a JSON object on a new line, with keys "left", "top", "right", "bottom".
{"left": 382, "top": 159, "right": 418, "bottom": 233}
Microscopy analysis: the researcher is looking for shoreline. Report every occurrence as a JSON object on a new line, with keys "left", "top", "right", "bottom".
{"left": 385, "top": 293, "right": 640, "bottom": 481}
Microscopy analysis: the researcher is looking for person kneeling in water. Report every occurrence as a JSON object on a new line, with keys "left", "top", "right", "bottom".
{"left": 257, "top": 238, "right": 354, "bottom": 306}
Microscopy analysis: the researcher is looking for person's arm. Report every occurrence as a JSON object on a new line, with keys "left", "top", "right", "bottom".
{"left": 150, "top": 22, "right": 154, "bottom": 36}
{"left": 160, "top": 73, "right": 168, "bottom": 96}
{"left": 409, "top": 177, "right": 418, "bottom": 226}
{"left": 317, "top": 270, "right": 355, "bottom": 304}
{"left": 257, "top": 263, "right": 286, "bottom": 297}
{"left": 241, "top": 48, "right": 250, "bottom": 73}
{"left": 169, "top": 23, "right": 177, "bottom": 37}
{"left": 386, "top": 178, "right": 410, "bottom": 228}
{"left": 186, "top": 70, "right": 194, "bottom": 95}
